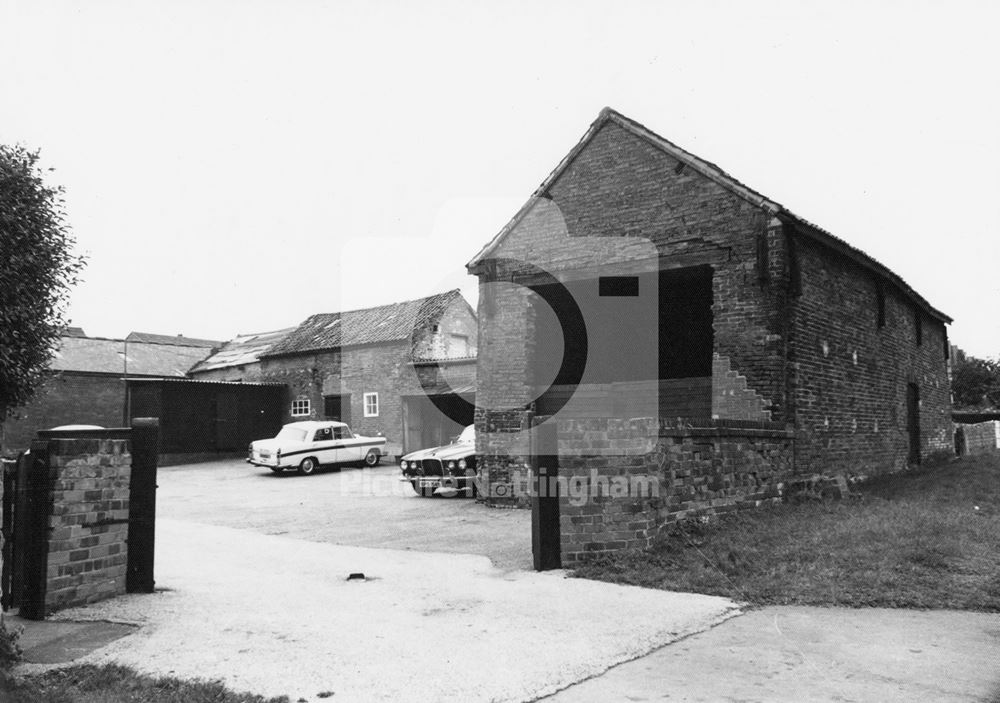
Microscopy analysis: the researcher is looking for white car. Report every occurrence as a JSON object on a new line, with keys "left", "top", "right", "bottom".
{"left": 248, "top": 420, "right": 386, "bottom": 475}
{"left": 400, "top": 424, "right": 478, "bottom": 497}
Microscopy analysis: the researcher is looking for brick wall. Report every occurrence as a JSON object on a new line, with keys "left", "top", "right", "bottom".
{"left": 788, "top": 232, "right": 953, "bottom": 475}
{"left": 45, "top": 437, "right": 131, "bottom": 611}
{"left": 1, "top": 373, "right": 125, "bottom": 455}
{"left": 960, "top": 421, "right": 1000, "bottom": 455}
{"left": 471, "top": 116, "right": 952, "bottom": 515}
{"left": 555, "top": 417, "right": 794, "bottom": 564}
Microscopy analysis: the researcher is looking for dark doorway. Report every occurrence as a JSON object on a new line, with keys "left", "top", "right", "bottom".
{"left": 531, "top": 265, "right": 713, "bottom": 418}
{"left": 324, "top": 394, "right": 351, "bottom": 424}
{"left": 402, "top": 393, "right": 474, "bottom": 453}
{"left": 907, "top": 383, "right": 921, "bottom": 465}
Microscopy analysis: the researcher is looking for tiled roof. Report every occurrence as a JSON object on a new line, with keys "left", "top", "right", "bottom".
{"left": 468, "top": 107, "right": 951, "bottom": 324}
{"left": 126, "top": 332, "right": 222, "bottom": 348}
{"left": 188, "top": 327, "right": 296, "bottom": 374}
{"left": 49, "top": 336, "right": 213, "bottom": 377}
{"left": 63, "top": 326, "right": 88, "bottom": 338}
{"left": 263, "top": 290, "right": 466, "bottom": 358}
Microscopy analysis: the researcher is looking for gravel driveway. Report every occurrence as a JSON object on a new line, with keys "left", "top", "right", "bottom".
{"left": 156, "top": 459, "right": 532, "bottom": 570}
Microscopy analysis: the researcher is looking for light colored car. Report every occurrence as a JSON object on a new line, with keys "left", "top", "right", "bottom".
{"left": 248, "top": 420, "right": 386, "bottom": 475}
{"left": 400, "top": 424, "right": 478, "bottom": 497}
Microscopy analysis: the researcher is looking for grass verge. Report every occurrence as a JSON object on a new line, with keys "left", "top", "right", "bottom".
{"left": 0, "top": 664, "right": 291, "bottom": 703}
{"left": 573, "top": 454, "right": 1000, "bottom": 610}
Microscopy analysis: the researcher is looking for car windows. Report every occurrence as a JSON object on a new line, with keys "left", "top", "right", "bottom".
{"left": 333, "top": 427, "right": 350, "bottom": 440}
{"left": 314, "top": 427, "right": 333, "bottom": 442}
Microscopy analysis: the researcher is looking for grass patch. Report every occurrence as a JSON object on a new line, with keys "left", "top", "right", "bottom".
{"left": 0, "top": 664, "right": 291, "bottom": 703}
{"left": 573, "top": 453, "right": 1000, "bottom": 610}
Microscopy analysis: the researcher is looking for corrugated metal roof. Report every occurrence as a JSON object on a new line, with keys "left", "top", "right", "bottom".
{"left": 49, "top": 336, "right": 213, "bottom": 377}
{"left": 126, "top": 332, "right": 222, "bottom": 348}
{"left": 188, "top": 327, "right": 296, "bottom": 374}
{"left": 263, "top": 290, "right": 467, "bottom": 358}
{"left": 468, "top": 107, "right": 951, "bottom": 324}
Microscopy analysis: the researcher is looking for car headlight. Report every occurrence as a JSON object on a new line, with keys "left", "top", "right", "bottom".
{"left": 447, "top": 461, "right": 456, "bottom": 470}
{"left": 400, "top": 460, "right": 408, "bottom": 470}
{"left": 458, "top": 458, "right": 467, "bottom": 469}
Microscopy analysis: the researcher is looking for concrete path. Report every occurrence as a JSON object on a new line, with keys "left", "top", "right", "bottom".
{"left": 32, "top": 519, "right": 738, "bottom": 702}
{"left": 541, "top": 605, "right": 1000, "bottom": 703}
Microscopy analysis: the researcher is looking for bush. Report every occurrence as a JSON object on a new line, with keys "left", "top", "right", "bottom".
{"left": 0, "top": 617, "right": 23, "bottom": 673}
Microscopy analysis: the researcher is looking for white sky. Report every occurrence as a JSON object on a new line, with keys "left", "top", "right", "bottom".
{"left": 2, "top": 0, "right": 998, "bottom": 358}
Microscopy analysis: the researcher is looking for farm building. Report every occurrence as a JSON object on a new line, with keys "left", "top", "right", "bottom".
{"left": 252, "top": 290, "right": 478, "bottom": 458}
{"left": 467, "top": 108, "right": 953, "bottom": 565}
{"left": 0, "top": 329, "right": 219, "bottom": 455}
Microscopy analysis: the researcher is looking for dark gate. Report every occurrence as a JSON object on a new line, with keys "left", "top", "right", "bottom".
{"left": 2, "top": 443, "right": 55, "bottom": 618}
{"left": 127, "top": 418, "right": 159, "bottom": 593}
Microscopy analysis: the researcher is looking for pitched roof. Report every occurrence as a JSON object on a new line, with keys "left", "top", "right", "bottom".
{"left": 126, "top": 331, "right": 222, "bottom": 348}
{"left": 49, "top": 336, "right": 213, "bottom": 376}
{"left": 263, "top": 290, "right": 467, "bottom": 358}
{"left": 63, "top": 326, "right": 88, "bottom": 338}
{"left": 468, "top": 107, "right": 951, "bottom": 324}
{"left": 188, "top": 327, "right": 296, "bottom": 374}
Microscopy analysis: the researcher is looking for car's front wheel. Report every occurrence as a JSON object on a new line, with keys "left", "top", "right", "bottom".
{"left": 364, "top": 450, "right": 380, "bottom": 467}
{"left": 298, "top": 457, "right": 317, "bottom": 475}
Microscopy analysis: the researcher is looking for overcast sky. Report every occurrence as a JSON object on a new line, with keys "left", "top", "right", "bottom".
{"left": 2, "top": 0, "right": 997, "bottom": 358}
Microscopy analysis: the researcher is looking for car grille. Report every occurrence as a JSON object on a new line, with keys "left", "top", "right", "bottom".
{"left": 417, "top": 459, "right": 443, "bottom": 476}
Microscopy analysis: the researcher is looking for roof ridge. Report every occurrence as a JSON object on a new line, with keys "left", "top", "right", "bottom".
{"left": 308, "top": 289, "right": 461, "bottom": 319}
{"left": 466, "top": 108, "right": 950, "bottom": 323}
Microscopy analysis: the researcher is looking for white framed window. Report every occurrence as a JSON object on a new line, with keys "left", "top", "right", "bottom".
{"left": 291, "top": 398, "right": 311, "bottom": 417}
{"left": 363, "top": 392, "right": 379, "bottom": 417}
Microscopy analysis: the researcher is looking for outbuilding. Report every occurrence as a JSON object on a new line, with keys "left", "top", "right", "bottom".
{"left": 468, "top": 108, "right": 953, "bottom": 565}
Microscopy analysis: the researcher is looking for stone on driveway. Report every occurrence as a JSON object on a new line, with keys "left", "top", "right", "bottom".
{"left": 50, "top": 519, "right": 738, "bottom": 702}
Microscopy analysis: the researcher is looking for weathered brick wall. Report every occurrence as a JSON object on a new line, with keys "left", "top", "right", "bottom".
{"left": 961, "top": 421, "right": 1000, "bottom": 454}
{"left": 473, "top": 120, "right": 789, "bottom": 500}
{"left": 556, "top": 418, "right": 794, "bottom": 564}
{"left": 260, "top": 343, "right": 474, "bottom": 457}
{"left": 1, "top": 373, "right": 125, "bottom": 456}
{"left": 45, "top": 437, "right": 130, "bottom": 611}
{"left": 788, "top": 233, "right": 953, "bottom": 475}
{"left": 413, "top": 298, "right": 478, "bottom": 360}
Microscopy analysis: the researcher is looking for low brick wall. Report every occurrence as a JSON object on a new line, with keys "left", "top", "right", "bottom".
{"left": 960, "top": 421, "right": 1000, "bottom": 455}
{"left": 45, "top": 437, "right": 131, "bottom": 611}
{"left": 556, "top": 417, "right": 794, "bottom": 564}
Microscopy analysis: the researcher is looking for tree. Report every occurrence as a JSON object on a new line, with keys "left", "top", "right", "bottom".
{"left": 0, "top": 145, "right": 86, "bottom": 422}
{"left": 951, "top": 354, "right": 1000, "bottom": 409}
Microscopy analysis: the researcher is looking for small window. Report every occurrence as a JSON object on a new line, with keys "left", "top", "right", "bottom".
{"left": 363, "top": 392, "right": 379, "bottom": 417}
{"left": 290, "top": 399, "right": 311, "bottom": 417}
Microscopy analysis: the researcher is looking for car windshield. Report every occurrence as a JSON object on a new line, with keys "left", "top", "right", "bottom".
{"left": 276, "top": 427, "right": 307, "bottom": 442}
{"left": 456, "top": 425, "right": 475, "bottom": 443}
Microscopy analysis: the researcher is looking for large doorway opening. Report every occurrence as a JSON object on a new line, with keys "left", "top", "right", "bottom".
{"left": 402, "top": 393, "right": 475, "bottom": 454}
{"left": 530, "top": 264, "right": 713, "bottom": 418}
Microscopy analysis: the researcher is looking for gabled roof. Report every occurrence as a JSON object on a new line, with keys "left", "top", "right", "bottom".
{"left": 468, "top": 107, "right": 950, "bottom": 324}
{"left": 63, "top": 326, "right": 88, "bottom": 338}
{"left": 49, "top": 336, "right": 213, "bottom": 377}
{"left": 262, "top": 290, "right": 469, "bottom": 358}
{"left": 126, "top": 331, "right": 222, "bottom": 348}
{"left": 188, "top": 327, "right": 296, "bottom": 374}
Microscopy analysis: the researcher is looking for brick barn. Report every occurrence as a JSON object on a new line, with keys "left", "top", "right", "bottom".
{"left": 467, "top": 108, "right": 952, "bottom": 565}
{"left": 252, "top": 290, "right": 477, "bottom": 458}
